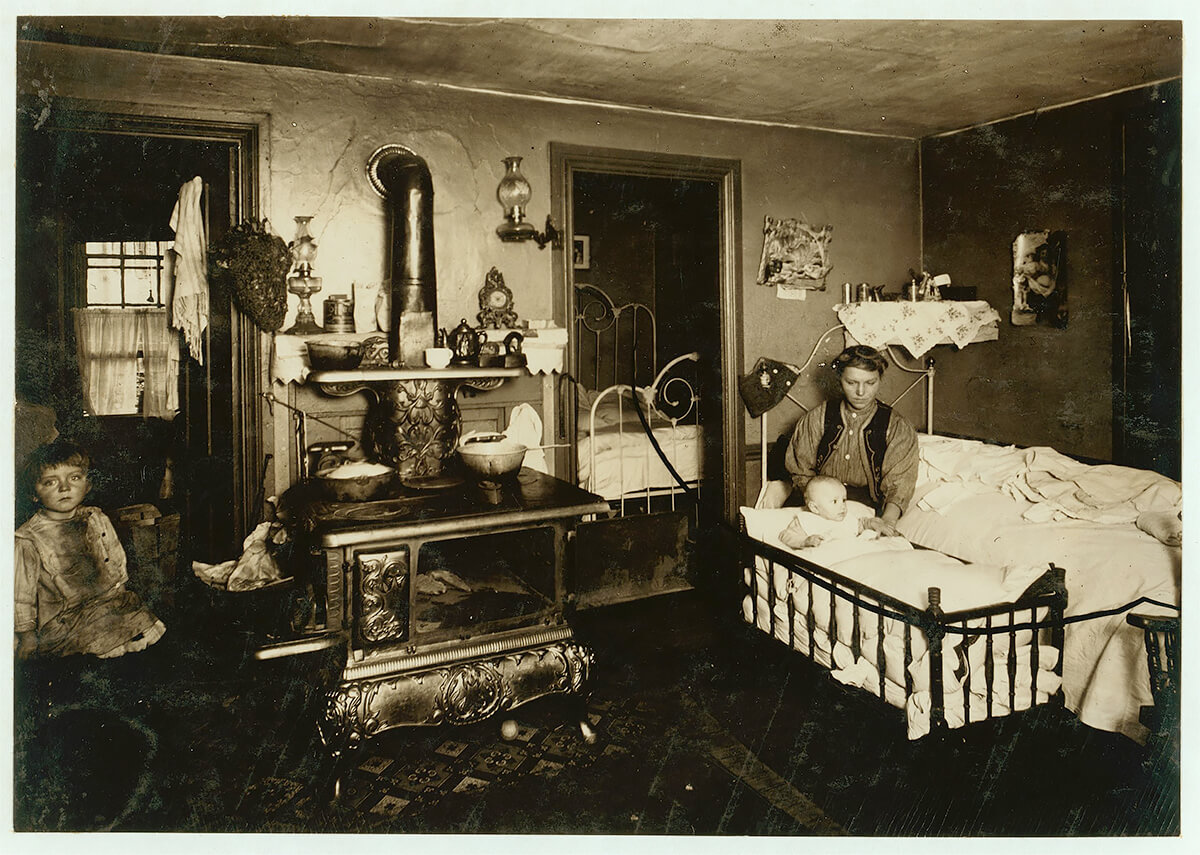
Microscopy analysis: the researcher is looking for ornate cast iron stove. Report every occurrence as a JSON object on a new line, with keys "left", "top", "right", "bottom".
{"left": 273, "top": 469, "right": 608, "bottom": 754}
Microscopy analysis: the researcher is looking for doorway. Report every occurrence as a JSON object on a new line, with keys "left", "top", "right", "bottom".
{"left": 550, "top": 144, "right": 744, "bottom": 523}
{"left": 14, "top": 100, "right": 263, "bottom": 557}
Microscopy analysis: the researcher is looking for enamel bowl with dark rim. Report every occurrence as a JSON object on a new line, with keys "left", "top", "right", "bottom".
{"left": 457, "top": 433, "right": 527, "bottom": 482}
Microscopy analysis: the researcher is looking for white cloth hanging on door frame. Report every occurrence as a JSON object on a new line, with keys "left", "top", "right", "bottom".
{"left": 169, "top": 176, "right": 208, "bottom": 364}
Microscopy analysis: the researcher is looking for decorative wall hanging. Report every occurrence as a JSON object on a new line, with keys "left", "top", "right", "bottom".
{"left": 1011, "top": 230, "right": 1067, "bottom": 328}
{"left": 208, "top": 218, "right": 292, "bottom": 333}
{"left": 756, "top": 215, "right": 834, "bottom": 300}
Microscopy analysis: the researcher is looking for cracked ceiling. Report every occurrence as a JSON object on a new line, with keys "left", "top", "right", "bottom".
{"left": 16, "top": 17, "right": 1183, "bottom": 139}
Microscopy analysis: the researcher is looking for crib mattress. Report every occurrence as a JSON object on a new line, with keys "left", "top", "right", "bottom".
{"left": 741, "top": 507, "right": 1061, "bottom": 739}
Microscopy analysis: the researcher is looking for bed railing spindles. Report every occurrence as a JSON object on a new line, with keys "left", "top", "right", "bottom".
{"left": 926, "top": 587, "right": 947, "bottom": 733}
{"left": 805, "top": 579, "right": 816, "bottom": 657}
{"left": 1007, "top": 616, "right": 1018, "bottom": 714}
{"left": 985, "top": 615, "right": 995, "bottom": 720}
{"left": 960, "top": 621, "right": 971, "bottom": 725}
{"left": 1030, "top": 606, "right": 1040, "bottom": 702}
{"left": 903, "top": 623, "right": 913, "bottom": 699}
{"left": 828, "top": 583, "right": 839, "bottom": 660}
{"left": 852, "top": 600, "right": 862, "bottom": 661}
{"left": 877, "top": 611, "right": 886, "bottom": 700}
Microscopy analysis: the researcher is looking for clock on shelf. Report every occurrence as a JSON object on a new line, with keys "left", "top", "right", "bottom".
{"left": 477, "top": 266, "right": 518, "bottom": 329}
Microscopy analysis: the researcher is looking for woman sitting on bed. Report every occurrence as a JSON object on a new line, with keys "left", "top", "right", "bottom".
{"left": 783, "top": 345, "right": 918, "bottom": 536}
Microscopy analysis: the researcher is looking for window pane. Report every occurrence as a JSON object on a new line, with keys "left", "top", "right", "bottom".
{"left": 87, "top": 268, "right": 122, "bottom": 304}
{"left": 89, "top": 257, "right": 121, "bottom": 268}
{"left": 126, "top": 257, "right": 158, "bottom": 268}
{"left": 86, "top": 241, "right": 121, "bottom": 255}
{"left": 123, "top": 240, "right": 157, "bottom": 256}
{"left": 125, "top": 267, "right": 159, "bottom": 305}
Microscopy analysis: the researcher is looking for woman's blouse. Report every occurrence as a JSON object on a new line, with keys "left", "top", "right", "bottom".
{"left": 784, "top": 399, "right": 919, "bottom": 513}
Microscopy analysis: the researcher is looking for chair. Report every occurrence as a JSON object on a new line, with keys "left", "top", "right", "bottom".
{"left": 1125, "top": 612, "right": 1180, "bottom": 760}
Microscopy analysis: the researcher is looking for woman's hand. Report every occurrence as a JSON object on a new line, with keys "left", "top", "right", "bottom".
{"left": 861, "top": 516, "right": 900, "bottom": 538}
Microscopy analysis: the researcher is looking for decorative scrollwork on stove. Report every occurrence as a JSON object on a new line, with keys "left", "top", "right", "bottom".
{"left": 359, "top": 334, "right": 390, "bottom": 367}
{"left": 323, "top": 682, "right": 381, "bottom": 749}
{"left": 435, "top": 661, "right": 514, "bottom": 724}
{"left": 364, "top": 379, "right": 460, "bottom": 477}
{"left": 461, "top": 378, "right": 505, "bottom": 392}
{"left": 556, "top": 640, "right": 594, "bottom": 694}
{"left": 357, "top": 549, "right": 409, "bottom": 644}
{"left": 318, "top": 381, "right": 372, "bottom": 397}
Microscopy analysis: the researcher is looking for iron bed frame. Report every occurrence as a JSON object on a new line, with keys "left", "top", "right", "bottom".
{"left": 570, "top": 283, "right": 704, "bottom": 519}
{"left": 740, "top": 326, "right": 1068, "bottom": 738}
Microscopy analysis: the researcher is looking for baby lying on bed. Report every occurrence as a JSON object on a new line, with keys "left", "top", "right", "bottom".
{"left": 780, "top": 476, "right": 891, "bottom": 548}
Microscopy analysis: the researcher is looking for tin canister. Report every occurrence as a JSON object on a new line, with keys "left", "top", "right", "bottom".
{"left": 841, "top": 282, "right": 854, "bottom": 304}
{"left": 856, "top": 283, "right": 872, "bottom": 303}
{"left": 323, "top": 295, "right": 355, "bottom": 333}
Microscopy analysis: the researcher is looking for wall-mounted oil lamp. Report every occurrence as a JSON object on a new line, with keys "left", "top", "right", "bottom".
{"left": 495, "top": 156, "right": 561, "bottom": 250}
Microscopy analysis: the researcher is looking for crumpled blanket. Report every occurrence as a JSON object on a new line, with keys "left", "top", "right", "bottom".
{"left": 915, "top": 435, "right": 1182, "bottom": 533}
{"left": 193, "top": 522, "right": 289, "bottom": 592}
{"left": 1005, "top": 446, "right": 1181, "bottom": 524}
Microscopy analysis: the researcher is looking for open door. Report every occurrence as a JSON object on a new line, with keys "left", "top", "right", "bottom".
{"left": 14, "top": 101, "right": 264, "bottom": 560}
{"left": 549, "top": 144, "right": 743, "bottom": 608}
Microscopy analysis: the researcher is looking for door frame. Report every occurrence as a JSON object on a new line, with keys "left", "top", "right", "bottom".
{"left": 20, "top": 97, "right": 267, "bottom": 547}
{"left": 549, "top": 143, "right": 744, "bottom": 521}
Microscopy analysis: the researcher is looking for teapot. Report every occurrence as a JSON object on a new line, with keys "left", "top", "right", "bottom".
{"left": 448, "top": 318, "right": 484, "bottom": 365}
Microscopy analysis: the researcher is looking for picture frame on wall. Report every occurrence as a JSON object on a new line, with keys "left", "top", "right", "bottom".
{"left": 573, "top": 235, "right": 590, "bottom": 270}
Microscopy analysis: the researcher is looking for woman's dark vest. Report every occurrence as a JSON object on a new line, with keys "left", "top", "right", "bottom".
{"left": 813, "top": 401, "right": 892, "bottom": 508}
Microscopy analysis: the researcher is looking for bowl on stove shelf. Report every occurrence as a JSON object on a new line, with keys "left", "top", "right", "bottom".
{"left": 314, "top": 460, "right": 398, "bottom": 502}
{"left": 307, "top": 338, "right": 364, "bottom": 371}
{"left": 457, "top": 432, "right": 527, "bottom": 484}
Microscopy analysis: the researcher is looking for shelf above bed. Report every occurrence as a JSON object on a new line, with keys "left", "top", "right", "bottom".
{"left": 835, "top": 300, "right": 1000, "bottom": 358}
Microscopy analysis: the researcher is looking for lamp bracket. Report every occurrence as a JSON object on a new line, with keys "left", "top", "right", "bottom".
{"left": 532, "top": 215, "right": 561, "bottom": 250}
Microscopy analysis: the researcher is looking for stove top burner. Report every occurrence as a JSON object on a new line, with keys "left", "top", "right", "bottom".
{"left": 402, "top": 474, "right": 464, "bottom": 491}
{"left": 318, "top": 498, "right": 421, "bottom": 523}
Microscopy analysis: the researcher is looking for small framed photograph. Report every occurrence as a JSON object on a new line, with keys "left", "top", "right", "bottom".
{"left": 572, "top": 235, "right": 590, "bottom": 270}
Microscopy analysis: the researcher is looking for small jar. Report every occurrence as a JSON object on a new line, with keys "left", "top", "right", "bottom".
{"left": 841, "top": 282, "right": 854, "bottom": 304}
{"left": 857, "top": 283, "right": 872, "bottom": 302}
{"left": 323, "top": 295, "right": 355, "bottom": 333}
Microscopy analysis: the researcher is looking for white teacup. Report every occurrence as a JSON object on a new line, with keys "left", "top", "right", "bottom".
{"left": 424, "top": 347, "right": 453, "bottom": 369}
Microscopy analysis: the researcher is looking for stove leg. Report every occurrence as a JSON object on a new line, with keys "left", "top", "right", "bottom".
{"left": 570, "top": 691, "right": 598, "bottom": 744}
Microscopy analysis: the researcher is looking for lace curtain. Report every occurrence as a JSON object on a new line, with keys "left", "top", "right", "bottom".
{"left": 72, "top": 307, "right": 179, "bottom": 419}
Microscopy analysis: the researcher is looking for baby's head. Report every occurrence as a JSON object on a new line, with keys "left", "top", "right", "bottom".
{"left": 23, "top": 439, "right": 92, "bottom": 518}
{"left": 804, "top": 475, "right": 847, "bottom": 521}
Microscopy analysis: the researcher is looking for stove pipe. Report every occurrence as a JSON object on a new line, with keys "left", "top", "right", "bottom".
{"left": 370, "top": 146, "right": 437, "bottom": 365}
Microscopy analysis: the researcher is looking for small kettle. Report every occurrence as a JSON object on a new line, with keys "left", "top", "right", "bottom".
{"left": 449, "top": 318, "right": 484, "bottom": 365}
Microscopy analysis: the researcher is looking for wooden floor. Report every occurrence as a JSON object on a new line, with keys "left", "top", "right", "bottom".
{"left": 12, "top": 579, "right": 1180, "bottom": 836}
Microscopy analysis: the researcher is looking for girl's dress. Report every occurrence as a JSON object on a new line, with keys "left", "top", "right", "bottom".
{"left": 15, "top": 507, "right": 164, "bottom": 658}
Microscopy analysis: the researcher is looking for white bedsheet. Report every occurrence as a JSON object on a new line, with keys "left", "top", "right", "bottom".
{"left": 898, "top": 435, "right": 1182, "bottom": 742}
{"left": 577, "top": 388, "right": 702, "bottom": 500}
{"left": 578, "top": 423, "right": 702, "bottom": 500}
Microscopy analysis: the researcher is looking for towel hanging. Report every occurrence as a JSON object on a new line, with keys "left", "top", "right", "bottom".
{"left": 169, "top": 176, "right": 208, "bottom": 364}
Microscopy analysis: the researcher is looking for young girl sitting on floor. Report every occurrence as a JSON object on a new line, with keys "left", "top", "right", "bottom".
{"left": 14, "top": 439, "right": 165, "bottom": 660}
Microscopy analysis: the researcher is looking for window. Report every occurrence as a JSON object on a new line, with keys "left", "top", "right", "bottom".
{"left": 74, "top": 240, "right": 179, "bottom": 418}
{"left": 84, "top": 240, "right": 169, "bottom": 307}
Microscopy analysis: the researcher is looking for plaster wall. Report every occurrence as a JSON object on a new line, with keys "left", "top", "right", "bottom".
{"left": 921, "top": 95, "right": 1136, "bottom": 461}
{"left": 18, "top": 41, "right": 920, "bottom": 504}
